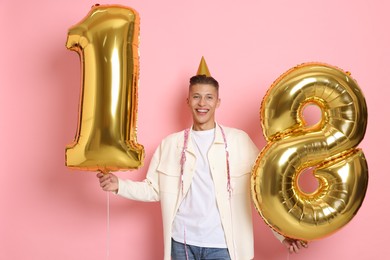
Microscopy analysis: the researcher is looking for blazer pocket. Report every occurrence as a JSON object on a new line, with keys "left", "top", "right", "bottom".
{"left": 157, "top": 164, "right": 181, "bottom": 194}
{"left": 230, "top": 164, "right": 251, "bottom": 195}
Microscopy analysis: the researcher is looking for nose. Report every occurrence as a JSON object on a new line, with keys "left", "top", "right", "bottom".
{"left": 198, "top": 97, "right": 206, "bottom": 106}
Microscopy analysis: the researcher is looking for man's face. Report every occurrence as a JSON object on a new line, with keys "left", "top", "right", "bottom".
{"left": 187, "top": 83, "right": 221, "bottom": 131}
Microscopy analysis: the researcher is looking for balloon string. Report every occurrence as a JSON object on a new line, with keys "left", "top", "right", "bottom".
{"left": 106, "top": 191, "right": 110, "bottom": 259}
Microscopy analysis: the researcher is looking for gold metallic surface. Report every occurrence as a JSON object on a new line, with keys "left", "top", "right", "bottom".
{"left": 251, "top": 63, "right": 368, "bottom": 241}
{"left": 65, "top": 4, "right": 144, "bottom": 173}
{"left": 196, "top": 56, "right": 211, "bottom": 76}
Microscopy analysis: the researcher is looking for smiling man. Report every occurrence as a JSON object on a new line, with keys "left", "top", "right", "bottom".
{"left": 187, "top": 75, "right": 220, "bottom": 131}
{"left": 97, "top": 57, "right": 306, "bottom": 259}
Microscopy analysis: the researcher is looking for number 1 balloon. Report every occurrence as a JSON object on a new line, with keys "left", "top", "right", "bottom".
{"left": 65, "top": 4, "right": 144, "bottom": 173}
{"left": 251, "top": 62, "right": 368, "bottom": 241}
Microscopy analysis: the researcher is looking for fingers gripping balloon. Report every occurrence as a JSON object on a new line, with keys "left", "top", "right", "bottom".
{"left": 65, "top": 4, "right": 144, "bottom": 173}
{"left": 251, "top": 63, "right": 368, "bottom": 241}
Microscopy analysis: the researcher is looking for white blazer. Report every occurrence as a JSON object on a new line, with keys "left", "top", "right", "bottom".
{"left": 118, "top": 124, "right": 262, "bottom": 259}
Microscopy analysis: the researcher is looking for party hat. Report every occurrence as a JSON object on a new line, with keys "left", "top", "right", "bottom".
{"left": 196, "top": 56, "right": 211, "bottom": 76}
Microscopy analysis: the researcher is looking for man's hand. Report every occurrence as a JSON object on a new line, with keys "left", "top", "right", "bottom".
{"left": 282, "top": 238, "right": 308, "bottom": 254}
{"left": 97, "top": 172, "right": 119, "bottom": 193}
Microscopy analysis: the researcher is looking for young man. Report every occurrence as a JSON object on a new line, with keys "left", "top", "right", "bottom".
{"left": 97, "top": 58, "right": 306, "bottom": 259}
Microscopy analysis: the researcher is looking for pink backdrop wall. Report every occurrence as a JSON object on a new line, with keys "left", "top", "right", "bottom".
{"left": 1, "top": 0, "right": 389, "bottom": 259}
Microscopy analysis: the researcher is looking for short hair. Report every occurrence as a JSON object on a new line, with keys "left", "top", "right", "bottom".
{"left": 189, "top": 74, "right": 219, "bottom": 91}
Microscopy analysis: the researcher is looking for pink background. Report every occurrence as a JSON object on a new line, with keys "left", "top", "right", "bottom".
{"left": 1, "top": 0, "right": 389, "bottom": 259}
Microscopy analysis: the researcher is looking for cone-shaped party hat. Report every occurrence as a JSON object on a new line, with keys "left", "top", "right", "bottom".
{"left": 196, "top": 56, "right": 211, "bottom": 76}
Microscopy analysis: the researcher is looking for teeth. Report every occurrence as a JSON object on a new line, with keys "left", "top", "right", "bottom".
{"left": 197, "top": 109, "right": 208, "bottom": 112}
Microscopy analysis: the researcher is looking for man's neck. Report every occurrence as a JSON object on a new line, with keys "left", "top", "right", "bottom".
{"left": 192, "top": 122, "right": 216, "bottom": 131}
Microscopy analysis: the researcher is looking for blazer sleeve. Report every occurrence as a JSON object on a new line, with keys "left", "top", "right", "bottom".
{"left": 116, "top": 144, "right": 162, "bottom": 202}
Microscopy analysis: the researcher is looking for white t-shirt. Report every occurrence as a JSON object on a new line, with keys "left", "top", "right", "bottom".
{"left": 171, "top": 128, "right": 227, "bottom": 248}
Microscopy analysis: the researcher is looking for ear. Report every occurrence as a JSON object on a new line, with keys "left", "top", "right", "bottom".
{"left": 216, "top": 98, "right": 221, "bottom": 108}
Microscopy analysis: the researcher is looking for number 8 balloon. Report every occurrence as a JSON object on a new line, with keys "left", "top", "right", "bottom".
{"left": 251, "top": 62, "right": 368, "bottom": 241}
{"left": 65, "top": 4, "right": 144, "bottom": 173}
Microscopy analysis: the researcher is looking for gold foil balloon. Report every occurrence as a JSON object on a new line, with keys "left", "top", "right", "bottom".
{"left": 251, "top": 62, "right": 368, "bottom": 241}
{"left": 65, "top": 4, "right": 144, "bottom": 173}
